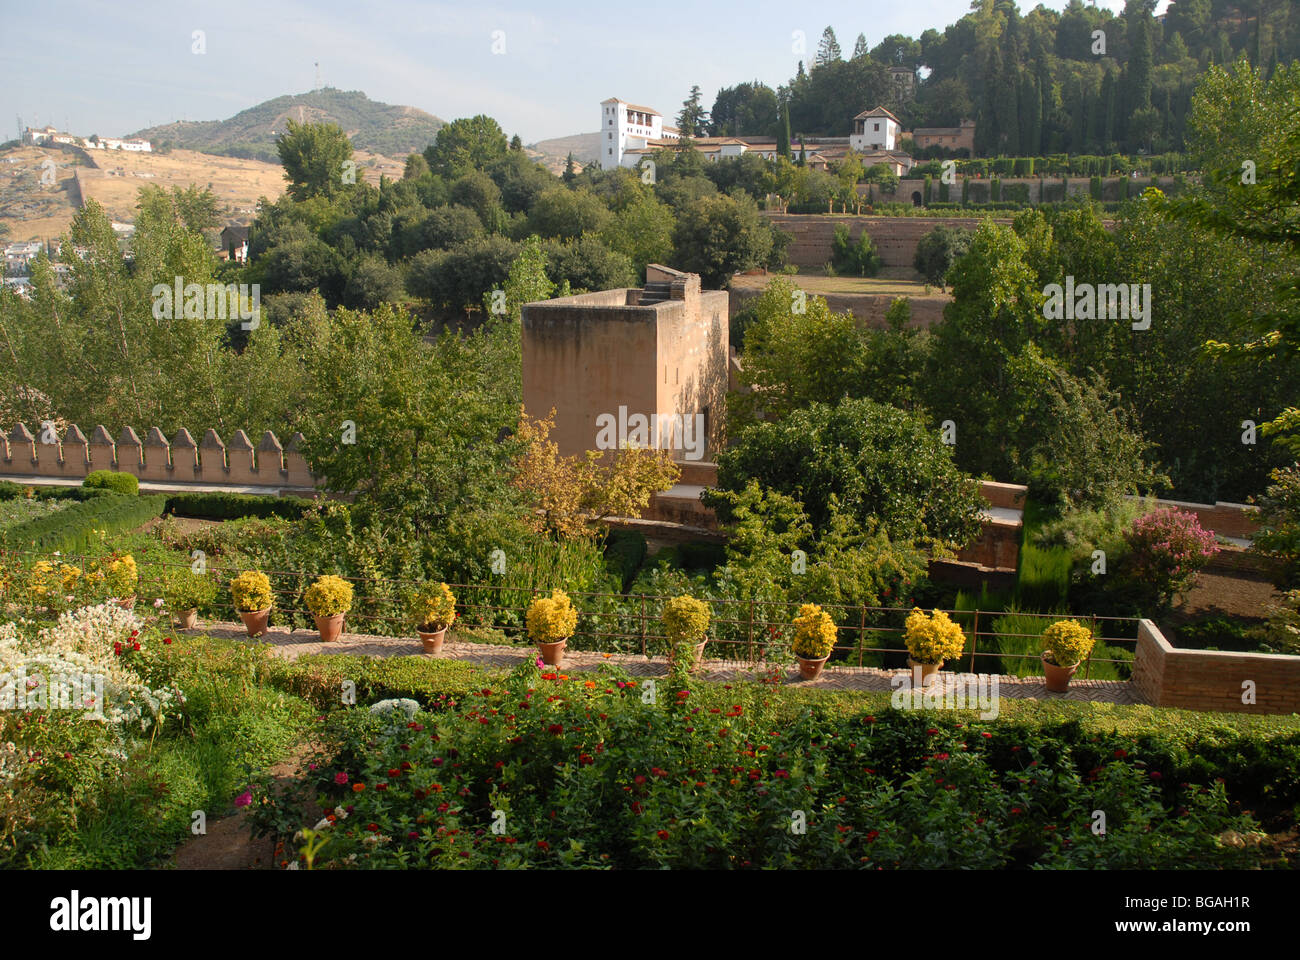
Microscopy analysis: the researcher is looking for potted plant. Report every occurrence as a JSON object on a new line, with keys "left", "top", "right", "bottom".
{"left": 411, "top": 581, "right": 457, "bottom": 654}
{"left": 904, "top": 608, "right": 966, "bottom": 684}
{"left": 663, "top": 595, "right": 710, "bottom": 673}
{"left": 526, "top": 589, "right": 578, "bottom": 666}
{"left": 230, "top": 570, "right": 274, "bottom": 637}
{"left": 791, "top": 603, "right": 837, "bottom": 680}
{"left": 1041, "top": 619, "right": 1096, "bottom": 692}
{"left": 102, "top": 553, "right": 138, "bottom": 609}
{"left": 304, "top": 575, "right": 354, "bottom": 643}
{"left": 163, "top": 568, "right": 217, "bottom": 630}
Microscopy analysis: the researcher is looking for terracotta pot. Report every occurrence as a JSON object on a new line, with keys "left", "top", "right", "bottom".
{"left": 668, "top": 640, "right": 708, "bottom": 673}
{"left": 176, "top": 608, "right": 198, "bottom": 630}
{"left": 1042, "top": 653, "right": 1079, "bottom": 693}
{"left": 907, "top": 657, "right": 943, "bottom": 684}
{"left": 238, "top": 607, "right": 271, "bottom": 637}
{"left": 315, "top": 613, "right": 346, "bottom": 643}
{"left": 537, "top": 638, "right": 567, "bottom": 666}
{"left": 796, "top": 655, "right": 830, "bottom": 680}
{"left": 418, "top": 624, "right": 448, "bottom": 654}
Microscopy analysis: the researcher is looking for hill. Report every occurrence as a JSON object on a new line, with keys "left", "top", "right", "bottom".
{"left": 130, "top": 89, "right": 444, "bottom": 163}
{"left": 526, "top": 131, "right": 599, "bottom": 174}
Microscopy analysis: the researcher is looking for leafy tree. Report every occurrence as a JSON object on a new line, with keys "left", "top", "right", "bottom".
{"left": 423, "top": 115, "right": 509, "bottom": 178}
{"left": 526, "top": 187, "right": 613, "bottom": 240}
{"left": 513, "top": 407, "right": 680, "bottom": 541}
{"left": 598, "top": 192, "right": 675, "bottom": 276}
{"left": 483, "top": 234, "right": 555, "bottom": 323}
{"left": 913, "top": 224, "right": 972, "bottom": 288}
{"left": 450, "top": 170, "right": 506, "bottom": 232}
{"left": 852, "top": 33, "right": 869, "bottom": 60}
{"left": 1253, "top": 465, "right": 1300, "bottom": 590}
{"left": 544, "top": 235, "right": 636, "bottom": 293}
{"left": 277, "top": 119, "right": 354, "bottom": 202}
{"left": 406, "top": 235, "right": 520, "bottom": 313}
{"left": 403, "top": 154, "right": 430, "bottom": 180}
{"left": 714, "top": 396, "right": 985, "bottom": 552}
{"left": 670, "top": 193, "right": 775, "bottom": 287}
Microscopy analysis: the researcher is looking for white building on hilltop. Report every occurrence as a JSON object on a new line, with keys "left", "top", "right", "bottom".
{"left": 600, "top": 98, "right": 678, "bottom": 170}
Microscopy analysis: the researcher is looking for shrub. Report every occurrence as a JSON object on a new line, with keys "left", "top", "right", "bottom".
{"left": 603, "top": 530, "right": 647, "bottom": 592}
{"left": 1121, "top": 508, "right": 1219, "bottom": 609}
{"left": 791, "top": 603, "right": 836, "bottom": 659}
{"left": 904, "top": 608, "right": 966, "bottom": 664}
{"left": 230, "top": 571, "right": 273, "bottom": 612}
{"left": 1041, "top": 619, "right": 1095, "bottom": 668}
{"left": 160, "top": 568, "right": 218, "bottom": 612}
{"left": 410, "top": 582, "right": 457, "bottom": 631}
{"left": 165, "top": 492, "right": 316, "bottom": 521}
{"left": 525, "top": 589, "right": 578, "bottom": 644}
{"left": 100, "top": 553, "right": 138, "bottom": 599}
{"left": 1252, "top": 465, "right": 1300, "bottom": 590}
{"left": 83, "top": 470, "right": 138, "bottom": 496}
{"left": 830, "top": 224, "right": 881, "bottom": 277}
{"left": 662, "top": 595, "right": 710, "bottom": 647}
{"left": 304, "top": 575, "right": 354, "bottom": 617}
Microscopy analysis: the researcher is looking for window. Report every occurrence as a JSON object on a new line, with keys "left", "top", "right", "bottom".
{"left": 608, "top": 132, "right": 613, "bottom": 140}
{"left": 608, "top": 148, "right": 613, "bottom": 155}
{"left": 874, "top": 122, "right": 880, "bottom": 131}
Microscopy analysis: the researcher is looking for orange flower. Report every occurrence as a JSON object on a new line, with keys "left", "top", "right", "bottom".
{"left": 602, "top": 653, "right": 611, "bottom": 658}
{"left": 558, "top": 674, "right": 569, "bottom": 681}
{"left": 352, "top": 783, "right": 365, "bottom": 793}
{"left": 583, "top": 681, "right": 596, "bottom": 689}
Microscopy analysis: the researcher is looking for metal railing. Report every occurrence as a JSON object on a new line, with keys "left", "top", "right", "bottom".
{"left": 0, "top": 550, "right": 1141, "bottom": 678}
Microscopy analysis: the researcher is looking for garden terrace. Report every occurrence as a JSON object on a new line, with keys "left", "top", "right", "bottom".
{"left": 8, "top": 551, "right": 1299, "bottom": 715}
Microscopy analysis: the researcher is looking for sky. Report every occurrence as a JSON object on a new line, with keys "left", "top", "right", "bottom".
{"left": 0, "top": 0, "right": 1173, "bottom": 146}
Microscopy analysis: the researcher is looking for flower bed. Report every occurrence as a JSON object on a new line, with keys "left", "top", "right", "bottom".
{"left": 248, "top": 661, "right": 1277, "bottom": 870}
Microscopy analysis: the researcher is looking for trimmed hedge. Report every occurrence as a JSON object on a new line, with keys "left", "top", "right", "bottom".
{"left": 164, "top": 491, "right": 318, "bottom": 521}
{"left": 83, "top": 470, "right": 139, "bottom": 495}
{"left": 0, "top": 481, "right": 109, "bottom": 503}
{"left": 0, "top": 492, "right": 167, "bottom": 552}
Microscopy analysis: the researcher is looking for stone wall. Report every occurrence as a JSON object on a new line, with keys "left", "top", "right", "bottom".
{"left": 1131, "top": 620, "right": 1300, "bottom": 714}
{"left": 1, "top": 423, "right": 315, "bottom": 491}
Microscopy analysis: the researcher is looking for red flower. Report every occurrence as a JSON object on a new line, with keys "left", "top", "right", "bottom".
{"left": 1114, "top": 748, "right": 1128, "bottom": 758}
{"left": 656, "top": 830, "right": 670, "bottom": 840}
{"left": 926, "top": 728, "right": 939, "bottom": 735}
{"left": 774, "top": 770, "right": 789, "bottom": 779}
{"left": 334, "top": 772, "right": 349, "bottom": 785}
{"left": 548, "top": 724, "right": 564, "bottom": 735}
{"left": 865, "top": 830, "right": 879, "bottom": 842}
{"left": 980, "top": 732, "right": 992, "bottom": 739}
{"left": 388, "top": 768, "right": 401, "bottom": 778}
{"left": 163, "top": 637, "right": 173, "bottom": 645}
{"left": 536, "top": 841, "right": 550, "bottom": 851}
{"left": 1010, "top": 807, "right": 1023, "bottom": 815}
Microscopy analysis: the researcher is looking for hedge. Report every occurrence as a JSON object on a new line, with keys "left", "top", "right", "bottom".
{"left": 164, "top": 491, "right": 318, "bottom": 521}
{"left": 0, "top": 481, "right": 110, "bottom": 503}
{"left": 604, "top": 529, "right": 648, "bottom": 591}
{"left": 83, "top": 470, "right": 139, "bottom": 495}
{"left": 0, "top": 493, "right": 167, "bottom": 553}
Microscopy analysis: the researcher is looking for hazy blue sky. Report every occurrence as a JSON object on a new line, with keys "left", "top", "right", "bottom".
{"left": 0, "top": 0, "right": 1168, "bottom": 145}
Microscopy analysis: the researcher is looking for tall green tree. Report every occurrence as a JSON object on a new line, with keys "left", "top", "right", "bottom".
{"left": 277, "top": 119, "right": 354, "bottom": 202}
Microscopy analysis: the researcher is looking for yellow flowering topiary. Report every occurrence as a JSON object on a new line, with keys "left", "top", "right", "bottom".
{"left": 904, "top": 608, "right": 966, "bottom": 665}
{"left": 1041, "top": 619, "right": 1095, "bottom": 668}
{"left": 792, "top": 603, "right": 837, "bottom": 660}
{"left": 230, "top": 570, "right": 273, "bottom": 612}
{"left": 663, "top": 595, "right": 710, "bottom": 646}
{"left": 304, "top": 575, "right": 354, "bottom": 617}
{"left": 411, "top": 582, "right": 457, "bottom": 631}
{"left": 526, "top": 589, "right": 578, "bottom": 644}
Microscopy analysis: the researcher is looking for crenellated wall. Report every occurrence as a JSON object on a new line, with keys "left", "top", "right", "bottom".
{"left": 1, "top": 423, "right": 316, "bottom": 491}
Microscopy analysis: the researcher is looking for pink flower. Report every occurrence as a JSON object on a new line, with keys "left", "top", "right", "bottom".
{"left": 334, "top": 772, "right": 349, "bottom": 785}
{"left": 234, "top": 791, "right": 252, "bottom": 808}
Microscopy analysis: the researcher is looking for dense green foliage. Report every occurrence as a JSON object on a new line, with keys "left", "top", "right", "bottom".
{"left": 0, "top": 494, "right": 166, "bottom": 553}
{"left": 82, "top": 470, "right": 139, "bottom": 496}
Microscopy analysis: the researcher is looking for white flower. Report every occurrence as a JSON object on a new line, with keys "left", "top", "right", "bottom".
{"left": 369, "top": 698, "right": 420, "bottom": 720}
{"left": 333, "top": 805, "right": 349, "bottom": 820}
{"left": 285, "top": 861, "right": 300, "bottom": 870}
{"left": 313, "top": 818, "right": 332, "bottom": 831}
{"left": 153, "top": 598, "right": 165, "bottom": 608}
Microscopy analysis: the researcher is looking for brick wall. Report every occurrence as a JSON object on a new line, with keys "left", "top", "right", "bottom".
{"left": 1131, "top": 620, "right": 1300, "bottom": 714}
